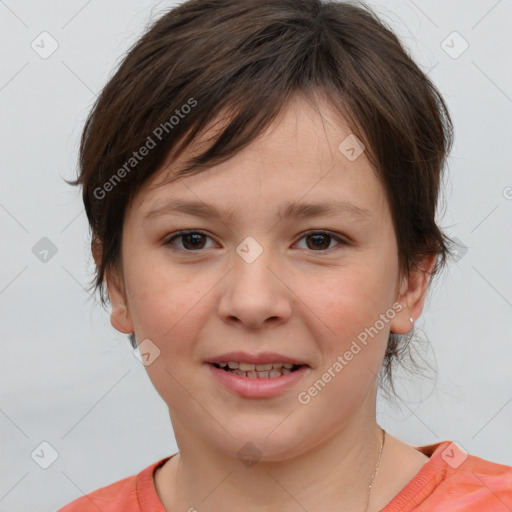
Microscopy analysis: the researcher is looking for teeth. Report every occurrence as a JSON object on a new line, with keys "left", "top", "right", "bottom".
{"left": 213, "top": 361, "right": 303, "bottom": 379}
{"left": 256, "top": 363, "right": 273, "bottom": 371}
{"left": 239, "top": 362, "right": 256, "bottom": 371}
{"left": 217, "top": 363, "right": 299, "bottom": 378}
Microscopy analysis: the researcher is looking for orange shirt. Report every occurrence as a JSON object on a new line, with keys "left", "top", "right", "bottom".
{"left": 57, "top": 440, "right": 512, "bottom": 511}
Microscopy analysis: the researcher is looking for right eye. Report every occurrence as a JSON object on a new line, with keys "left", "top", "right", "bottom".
{"left": 164, "top": 230, "right": 217, "bottom": 252}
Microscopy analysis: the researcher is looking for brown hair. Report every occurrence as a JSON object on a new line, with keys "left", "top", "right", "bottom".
{"left": 66, "top": 0, "right": 455, "bottom": 401}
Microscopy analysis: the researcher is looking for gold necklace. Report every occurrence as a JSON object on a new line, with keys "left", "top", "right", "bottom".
{"left": 363, "top": 428, "right": 386, "bottom": 512}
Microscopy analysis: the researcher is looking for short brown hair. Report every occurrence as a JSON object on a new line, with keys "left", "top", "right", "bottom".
{"left": 67, "top": 0, "right": 455, "bottom": 401}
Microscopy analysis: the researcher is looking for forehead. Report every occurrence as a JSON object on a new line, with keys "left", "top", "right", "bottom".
{"left": 129, "top": 94, "right": 387, "bottom": 222}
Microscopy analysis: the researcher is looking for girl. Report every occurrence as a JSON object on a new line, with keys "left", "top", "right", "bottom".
{"left": 59, "top": 0, "right": 512, "bottom": 510}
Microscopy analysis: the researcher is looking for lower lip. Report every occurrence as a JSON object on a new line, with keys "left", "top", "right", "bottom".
{"left": 206, "top": 363, "right": 309, "bottom": 398}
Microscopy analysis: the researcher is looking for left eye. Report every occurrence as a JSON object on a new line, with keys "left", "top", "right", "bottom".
{"left": 295, "top": 231, "right": 346, "bottom": 251}
{"left": 164, "top": 230, "right": 346, "bottom": 252}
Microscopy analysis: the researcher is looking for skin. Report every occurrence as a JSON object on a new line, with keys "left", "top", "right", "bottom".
{"left": 100, "top": 92, "right": 436, "bottom": 512}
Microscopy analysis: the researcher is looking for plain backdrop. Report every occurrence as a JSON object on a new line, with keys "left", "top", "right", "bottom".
{"left": 0, "top": 1, "right": 511, "bottom": 510}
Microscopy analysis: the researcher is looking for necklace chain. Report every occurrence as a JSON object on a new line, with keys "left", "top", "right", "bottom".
{"left": 363, "top": 427, "right": 386, "bottom": 512}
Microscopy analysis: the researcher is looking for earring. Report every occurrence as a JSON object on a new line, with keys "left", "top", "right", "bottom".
{"left": 409, "top": 317, "right": 414, "bottom": 324}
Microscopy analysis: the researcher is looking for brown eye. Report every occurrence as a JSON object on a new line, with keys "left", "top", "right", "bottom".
{"left": 306, "top": 233, "right": 331, "bottom": 250}
{"left": 296, "top": 231, "right": 346, "bottom": 252}
{"left": 165, "top": 231, "right": 214, "bottom": 251}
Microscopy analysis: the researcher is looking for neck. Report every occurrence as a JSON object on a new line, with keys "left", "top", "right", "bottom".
{"left": 160, "top": 409, "right": 386, "bottom": 511}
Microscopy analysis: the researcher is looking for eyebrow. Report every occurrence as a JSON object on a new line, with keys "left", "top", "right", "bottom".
{"left": 143, "top": 198, "right": 372, "bottom": 223}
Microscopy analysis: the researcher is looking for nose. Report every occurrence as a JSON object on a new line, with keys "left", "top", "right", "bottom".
{"left": 217, "top": 245, "right": 293, "bottom": 330}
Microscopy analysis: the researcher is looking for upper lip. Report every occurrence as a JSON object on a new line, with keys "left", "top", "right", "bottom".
{"left": 205, "top": 351, "right": 309, "bottom": 366}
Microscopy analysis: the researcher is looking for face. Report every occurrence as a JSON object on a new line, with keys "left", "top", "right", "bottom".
{"left": 107, "top": 93, "right": 428, "bottom": 461}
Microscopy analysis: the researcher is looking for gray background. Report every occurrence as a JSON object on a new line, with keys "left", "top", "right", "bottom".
{"left": 0, "top": 1, "right": 511, "bottom": 510}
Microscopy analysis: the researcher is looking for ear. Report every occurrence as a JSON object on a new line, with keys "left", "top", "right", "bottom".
{"left": 389, "top": 253, "right": 437, "bottom": 334}
{"left": 92, "top": 239, "right": 134, "bottom": 335}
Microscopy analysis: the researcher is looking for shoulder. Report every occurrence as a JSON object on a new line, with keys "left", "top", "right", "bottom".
{"left": 417, "top": 441, "right": 512, "bottom": 511}
{"left": 443, "top": 443, "right": 512, "bottom": 505}
{"left": 57, "top": 475, "right": 137, "bottom": 512}
{"left": 57, "top": 457, "right": 172, "bottom": 512}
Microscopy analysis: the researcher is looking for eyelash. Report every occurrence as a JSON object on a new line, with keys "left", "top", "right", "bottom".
{"left": 163, "top": 230, "right": 348, "bottom": 253}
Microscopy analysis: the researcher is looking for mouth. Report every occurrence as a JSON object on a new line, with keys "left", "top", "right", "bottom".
{"left": 205, "top": 352, "right": 311, "bottom": 397}
{"left": 207, "top": 360, "right": 310, "bottom": 398}
{"left": 211, "top": 361, "right": 306, "bottom": 379}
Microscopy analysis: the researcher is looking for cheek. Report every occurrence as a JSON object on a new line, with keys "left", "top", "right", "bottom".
{"left": 124, "top": 252, "right": 203, "bottom": 348}
{"left": 298, "top": 270, "right": 391, "bottom": 407}
{"left": 304, "top": 264, "right": 386, "bottom": 329}
{"left": 126, "top": 262, "right": 212, "bottom": 404}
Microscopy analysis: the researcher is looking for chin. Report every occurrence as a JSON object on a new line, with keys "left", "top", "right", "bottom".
{"left": 217, "top": 422, "right": 314, "bottom": 463}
